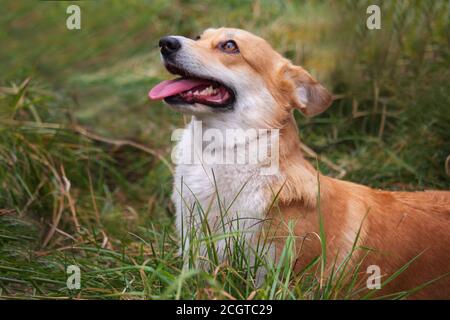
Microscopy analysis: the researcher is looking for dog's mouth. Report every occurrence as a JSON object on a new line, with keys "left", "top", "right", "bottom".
{"left": 148, "top": 63, "right": 235, "bottom": 108}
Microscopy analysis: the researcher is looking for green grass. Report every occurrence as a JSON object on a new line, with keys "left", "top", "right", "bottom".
{"left": 0, "top": 0, "right": 449, "bottom": 299}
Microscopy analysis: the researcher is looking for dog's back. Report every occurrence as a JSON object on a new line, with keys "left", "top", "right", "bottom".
{"left": 333, "top": 183, "right": 450, "bottom": 298}
{"left": 275, "top": 177, "right": 450, "bottom": 299}
{"left": 367, "top": 190, "right": 450, "bottom": 298}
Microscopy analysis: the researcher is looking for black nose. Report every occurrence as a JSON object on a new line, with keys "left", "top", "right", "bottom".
{"left": 159, "top": 36, "right": 181, "bottom": 57}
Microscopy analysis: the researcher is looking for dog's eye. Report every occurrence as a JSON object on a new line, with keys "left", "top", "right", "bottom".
{"left": 194, "top": 35, "right": 201, "bottom": 40}
{"left": 219, "top": 40, "right": 239, "bottom": 54}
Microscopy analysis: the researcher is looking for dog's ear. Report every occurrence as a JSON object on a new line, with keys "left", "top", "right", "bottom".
{"left": 284, "top": 65, "right": 333, "bottom": 116}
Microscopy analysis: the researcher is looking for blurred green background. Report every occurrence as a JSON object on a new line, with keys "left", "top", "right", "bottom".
{"left": 0, "top": 0, "right": 448, "bottom": 299}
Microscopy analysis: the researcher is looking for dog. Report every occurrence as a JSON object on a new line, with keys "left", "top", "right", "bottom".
{"left": 149, "top": 28, "right": 450, "bottom": 299}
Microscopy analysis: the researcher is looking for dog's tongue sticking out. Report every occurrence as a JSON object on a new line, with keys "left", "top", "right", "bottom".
{"left": 149, "top": 79, "right": 211, "bottom": 100}
{"left": 148, "top": 78, "right": 230, "bottom": 105}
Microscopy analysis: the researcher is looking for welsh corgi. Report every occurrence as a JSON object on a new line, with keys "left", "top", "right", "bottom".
{"left": 149, "top": 28, "right": 450, "bottom": 299}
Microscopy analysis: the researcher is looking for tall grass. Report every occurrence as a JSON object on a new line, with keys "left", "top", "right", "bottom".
{"left": 0, "top": 1, "right": 448, "bottom": 299}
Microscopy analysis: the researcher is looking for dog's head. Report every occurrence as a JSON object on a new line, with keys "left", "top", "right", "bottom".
{"left": 149, "top": 28, "right": 332, "bottom": 128}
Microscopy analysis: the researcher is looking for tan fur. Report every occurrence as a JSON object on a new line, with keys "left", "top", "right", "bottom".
{"left": 186, "top": 28, "right": 450, "bottom": 298}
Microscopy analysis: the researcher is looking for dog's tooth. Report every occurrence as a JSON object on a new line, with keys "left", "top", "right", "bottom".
{"left": 203, "top": 87, "right": 211, "bottom": 95}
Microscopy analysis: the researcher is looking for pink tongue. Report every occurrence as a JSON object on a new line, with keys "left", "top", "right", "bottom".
{"left": 148, "top": 78, "right": 212, "bottom": 100}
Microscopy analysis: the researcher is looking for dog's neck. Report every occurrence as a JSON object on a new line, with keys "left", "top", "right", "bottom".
{"left": 275, "top": 115, "right": 322, "bottom": 208}
{"left": 188, "top": 113, "right": 322, "bottom": 208}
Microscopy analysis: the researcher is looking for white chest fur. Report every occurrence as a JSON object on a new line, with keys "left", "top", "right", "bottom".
{"left": 171, "top": 119, "right": 277, "bottom": 247}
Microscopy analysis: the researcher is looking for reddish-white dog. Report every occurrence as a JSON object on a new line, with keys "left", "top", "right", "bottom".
{"left": 149, "top": 28, "right": 450, "bottom": 299}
